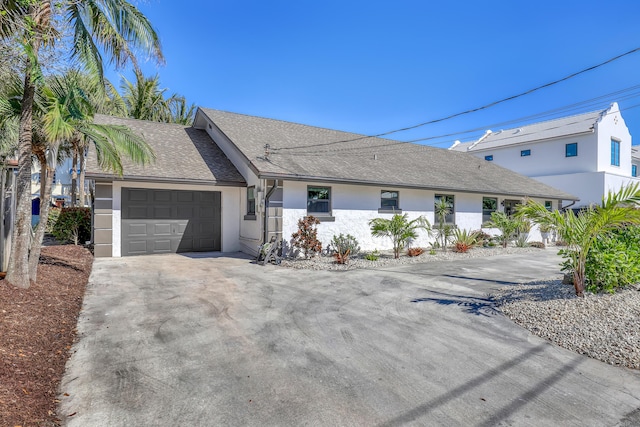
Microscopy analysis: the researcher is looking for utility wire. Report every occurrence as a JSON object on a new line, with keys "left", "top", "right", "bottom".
{"left": 273, "top": 103, "right": 640, "bottom": 158}
{"left": 273, "top": 47, "right": 640, "bottom": 152}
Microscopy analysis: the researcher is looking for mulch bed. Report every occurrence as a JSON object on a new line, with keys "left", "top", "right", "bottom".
{"left": 0, "top": 245, "right": 93, "bottom": 427}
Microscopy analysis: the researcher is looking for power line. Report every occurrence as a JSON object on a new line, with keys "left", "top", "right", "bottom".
{"left": 273, "top": 47, "right": 640, "bottom": 153}
{"left": 272, "top": 103, "right": 640, "bottom": 158}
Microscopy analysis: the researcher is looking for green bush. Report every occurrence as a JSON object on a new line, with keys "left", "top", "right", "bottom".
{"left": 365, "top": 249, "right": 380, "bottom": 261}
{"left": 51, "top": 207, "right": 91, "bottom": 245}
{"left": 47, "top": 207, "right": 62, "bottom": 234}
{"left": 585, "top": 225, "right": 640, "bottom": 293}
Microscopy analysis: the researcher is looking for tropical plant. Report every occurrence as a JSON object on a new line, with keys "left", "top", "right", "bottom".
{"left": 584, "top": 225, "right": 640, "bottom": 293}
{"left": 330, "top": 233, "right": 360, "bottom": 264}
{"left": 434, "top": 196, "right": 453, "bottom": 252}
{"left": 517, "top": 183, "right": 640, "bottom": 296}
{"left": 364, "top": 249, "right": 380, "bottom": 261}
{"left": 1, "top": 0, "right": 164, "bottom": 289}
{"left": 452, "top": 228, "right": 480, "bottom": 253}
{"left": 407, "top": 247, "right": 424, "bottom": 257}
{"left": 484, "top": 211, "right": 519, "bottom": 248}
{"left": 369, "top": 213, "right": 431, "bottom": 259}
{"left": 291, "top": 215, "right": 322, "bottom": 259}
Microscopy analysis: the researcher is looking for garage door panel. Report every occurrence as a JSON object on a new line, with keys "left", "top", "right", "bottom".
{"left": 153, "top": 191, "right": 172, "bottom": 203}
{"left": 121, "top": 188, "right": 221, "bottom": 256}
{"left": 177, "top": 205, "right": 195, "bottom": 218}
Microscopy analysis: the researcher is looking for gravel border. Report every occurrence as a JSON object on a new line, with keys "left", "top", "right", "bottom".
{"left": 495, "top": 279, "right": 640, "bottom": 370}
{"left": 279, "top": 246, "right": 541, "bottom": 270}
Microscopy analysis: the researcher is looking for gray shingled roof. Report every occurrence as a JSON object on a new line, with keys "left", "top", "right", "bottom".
{"left": 198, "top": 108, "right": 577, "bottom": 200}
{"left": 632, "top": 146, "right": 640, "bottom": 160}
{"left": 85, "top": 115, "right": 245, "bottom": 186}
{"left": 452, "top": 108, "right": 606, "bottom": 152}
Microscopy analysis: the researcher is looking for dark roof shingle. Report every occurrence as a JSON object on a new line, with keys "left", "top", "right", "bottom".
{"left": 86, "top": 115, "right": 245, "bottom": 186}
{"left": 198, "top": 108, "right": 577, "bottom": 200}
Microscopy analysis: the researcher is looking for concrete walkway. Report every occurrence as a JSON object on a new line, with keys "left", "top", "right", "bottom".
{"left": 59, "top": 250, "right": 640, "bottom": 426}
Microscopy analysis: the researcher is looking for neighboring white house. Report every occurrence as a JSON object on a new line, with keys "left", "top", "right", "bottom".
{"left": 31, "top": 157, "right": 78, "bottom": 206}
{"left": 86, "top": 111, "right": 576, "bottom": 258}
{"left": 449, "top": 103, "right": 639, "bottom": 209}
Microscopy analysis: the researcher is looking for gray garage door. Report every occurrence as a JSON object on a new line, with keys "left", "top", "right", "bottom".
{"left": 121, "top": 188, "right": 221, "bottom": 256}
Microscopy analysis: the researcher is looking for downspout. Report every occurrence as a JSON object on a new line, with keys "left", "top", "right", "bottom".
{"left": 560, "top": 200, "right": 577, "bottom": 213}
{"left": 263, "top": 179, "right": 279, "bottom": 243}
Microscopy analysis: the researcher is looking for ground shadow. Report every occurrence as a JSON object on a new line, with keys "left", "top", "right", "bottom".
{"left": 38, "top": 254, "right": 84, "bottom": 272}
{"left": 178, "top": 251, "right": 254, "bottom": 260}
{"left": 494, "top": 280, "right": 575, "bottom": 304}
{"left": 411, "top": 289, "right": 499, "bottom": 317}
{"left": 377, "top": 343, "right": 583, "bottom": 427}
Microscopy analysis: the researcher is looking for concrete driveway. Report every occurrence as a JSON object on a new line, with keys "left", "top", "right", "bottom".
{"left": 59, "top": 250, "right": 640, "bottom": 426}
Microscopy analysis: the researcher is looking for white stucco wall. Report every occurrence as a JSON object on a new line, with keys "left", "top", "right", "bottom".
{"left": 110, "top": 181, "right": 241, "bottom": 256}
{"left": 468, "top": 132, "right": 598, "bottom": 177}
{"left": 595, "top": 107, "right": 633, "bottom": 175}
{"left": 281, "top": 181, "right": 546, "bottom": 252}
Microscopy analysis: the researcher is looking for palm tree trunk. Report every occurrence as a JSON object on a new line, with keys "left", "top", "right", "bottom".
{"left": 70, "top": 149, "right": 78, "bottom": 207}
{"left": 28, "top": 153, "right": 53, "bottom": 282}
{"left": 78, "top": 146, "right": 85, "bottom": 206}
{"left": 6, "top": 60, "right": 35, "bottom": 289}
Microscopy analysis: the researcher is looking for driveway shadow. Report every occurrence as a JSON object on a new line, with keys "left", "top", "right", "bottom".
{"left": 411, "top": 290, "right": 499, "bottom": 317}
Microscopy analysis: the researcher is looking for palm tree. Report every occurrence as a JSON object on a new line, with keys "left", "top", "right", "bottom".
{"left": 434, "top": 196, "right": 454, "bottom": 252}
{"left": 0, "top": 0, "right": 163, "bottom": 288}
{"left": 484, "top": 211, "right": 519, "bottom": 248}
{"left": 121, "top": 72, "right": 170, "bottom": 122}
{"left": 369, "top": 213, "right": 431, "bottom": 259}
{"left": 517, "top": 184, "right": 640, "bottom": 296}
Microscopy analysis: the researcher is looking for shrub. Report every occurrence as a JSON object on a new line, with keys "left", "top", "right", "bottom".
{"left": 51, "top": 207, "right": 91, "bottom": 245}
{"left": 407, "top": 247, "right": 424, "bottom": 257}
{"left": 364, "top": 249, "right": 380, "bottom": 261}
{"left": 291, "top": 215, "right": 322, "bottom": 258}
{"left": 585, "top": 225, "right": 640, "bottom": 293}
{"left": 47, "top": 207, "right": 62, "bottom": 234}
{"left": 331, "top": 233, "right": 360, "bottom": 264}
{"left": 453, "top": 228, "right": 479, "bottom": 253}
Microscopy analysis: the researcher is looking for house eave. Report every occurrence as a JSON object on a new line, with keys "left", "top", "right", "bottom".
{"left": 85, "top": 172, "right": 246, "bottom": 187}
{"left": 257, "top": 172, "right": 578, "bottom": 201}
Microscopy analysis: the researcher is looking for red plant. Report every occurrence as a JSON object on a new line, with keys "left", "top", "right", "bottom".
{"left": 291, "top": 215, "right": 322, "bottom": 258}
{"left": 455, "top": 242, "right": 472, "bottom": 253}
{"left": 407, "top": 247, "right": 424, "bottom": 257}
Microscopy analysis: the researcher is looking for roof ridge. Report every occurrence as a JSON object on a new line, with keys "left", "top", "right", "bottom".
{"left": 198, "top": 107, "right": 404, "bottom": 144}
{"left": 483, "top": 107, "right": 606, "bottom": 136}
{"left": 93, "top": 113, "right": 192, "bottom": 129}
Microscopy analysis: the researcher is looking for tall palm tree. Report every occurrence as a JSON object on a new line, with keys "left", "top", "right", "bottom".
{"left": 121, "top": 72, "right": 170, "bottom": 121}
{"left": 0, "top": 0, "right": 163, "bottom": 288}
{"left": 517, "top": 184, "right": 640, "bottom": 296}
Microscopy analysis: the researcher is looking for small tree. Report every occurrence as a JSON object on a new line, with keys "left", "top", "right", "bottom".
{"left": 369, "top": 213, "right": 431, "bottom": 259}
{"left": 517, "top": 183, "right": 640, "bottom": 296}
{"left": 434, "top": 197, "right": 454, "bottom": 252}
{"left": 485, "top": 211, "right": 519, "bottom": 248}
{"left": 291, "top": 215, "right": 322, "bottom": 258}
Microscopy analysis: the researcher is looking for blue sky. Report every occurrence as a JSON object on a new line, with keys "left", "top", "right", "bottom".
{"left": 107, "top": 1, "right": 640, "bottom": 147}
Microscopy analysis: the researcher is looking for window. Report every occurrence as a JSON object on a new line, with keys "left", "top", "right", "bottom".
{"left": 566, "top": 143, "right": 578, "bottom": 157}
{"left": 380, "top": 190, "right": 400, "bottom": 212}
{"left": 633, "top": 165, "right": 638, "bottom": 177}
{"left": 307, "top": 186, "right": 331, "bottom": 215}
{"left": 545, "top": 200, "right": 553, "bottom": 211}
{"left": 520, "top": 149, "right": 531, "bottom": 157}
{"left": 434, "top": 194, "right": 455, "bottom": 224}
{"left": 246, "top": 186, "right": 256, "bottom": 218}
{"left": 482, "top": 197, "right": 497, "bottom": 224}
{"left": 611, "top": 139, "right": 620, "bottom": 166}
{"left": 484, "top": 155, "right": 493, "bottom": 161}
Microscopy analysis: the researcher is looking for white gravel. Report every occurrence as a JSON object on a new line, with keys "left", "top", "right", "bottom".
{"left": 495, "top": 280, "right": 640, "bottom": 370}
{"left": 279, "top": 246, "right": 540, "bottom": 270}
